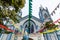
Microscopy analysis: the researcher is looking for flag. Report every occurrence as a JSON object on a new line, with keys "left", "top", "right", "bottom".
{"left": 55, "top": 8, "right": 57, "bottom": 10}
{"left": 53, "top": 11, "right": 55, "bottom": 14}
{"left": 57, "top": 5, "right": 59, "bottom": 8}
{"left": 51, "top": 13, "right": 53, "bottom": 16}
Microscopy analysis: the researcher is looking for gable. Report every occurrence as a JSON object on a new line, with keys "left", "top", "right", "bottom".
{"left": 20, "top": 15, "right": 41, "bottom": 23}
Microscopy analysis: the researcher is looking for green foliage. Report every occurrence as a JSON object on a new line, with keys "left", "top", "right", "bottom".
{"left": 0, "top": 0, "right": 25, "bottom": 11}
{"left": 0, "top": 28, "right": 12, "bottom": 34}
{"left": 58, "top": 22, "right": 60, "bottom": 24}
{"left": 45, "top": 21, "right": 58, "bottom": 30}
{"left": 4, "top": 30, "right": 12, "bottom": 34}
{"left": 0, "top": 0, "right": 25, "bottom": 24}
{"left": 0, "top": 29, "right": 2, "bottom": 33}
{"left": 0, "top": 8, "right": 20, "bottom": 23}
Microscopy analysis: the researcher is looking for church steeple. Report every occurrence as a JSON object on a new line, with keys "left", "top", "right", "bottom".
{"left": 39, "top": 6, "right": 52, "bottom": 23}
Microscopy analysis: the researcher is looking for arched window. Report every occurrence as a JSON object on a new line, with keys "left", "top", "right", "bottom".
{"left": 25, "top": 25, "right": 27, "bottom": 28}
{"left": 44, "top": 13, "right": 48, "bottom": 19}
{"left": 30, "top": 25, "right": 34, "bottom": 33}
{"left": 23, "top": 20, "right": 36, "bottom": 34}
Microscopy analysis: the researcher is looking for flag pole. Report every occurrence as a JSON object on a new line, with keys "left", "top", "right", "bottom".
{"left": 28, "top": 0, "right": 32, "bottom": 34}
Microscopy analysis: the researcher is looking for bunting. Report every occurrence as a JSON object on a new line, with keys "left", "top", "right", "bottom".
{"left": 51, "top": 3, "right": 60, "bottom": 16}
{"left": 40, "top": 27, "right": 60, "bottom": 34}
{"left": 39, "top": 18, "right": 60, "bottom": 34}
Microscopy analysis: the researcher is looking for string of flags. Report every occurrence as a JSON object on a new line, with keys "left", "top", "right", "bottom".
{"left": 40, "top": 27, "right": 60, "bottom": 34}
{"left": 39, "top": 18, "right": 60, "bottom": 34}
{"left": 53, "top": 18, "right": 60, "bottom": 23}
{"left": 51, "top": 3, "right": 60, "bottom": 16}
{"left": 3, "top": 2, "right": 60, "bottom": 34}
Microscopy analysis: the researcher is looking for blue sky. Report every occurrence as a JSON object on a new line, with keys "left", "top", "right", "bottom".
{"left": 22, "top": 0, "right": 60, "bottom": 22}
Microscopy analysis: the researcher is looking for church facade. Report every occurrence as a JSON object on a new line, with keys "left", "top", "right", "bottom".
{"left": 15, "top": 6, "right": 60, "bottom": 40}
{"left": 0, "top": 6, "right": 60, "bottom": 40}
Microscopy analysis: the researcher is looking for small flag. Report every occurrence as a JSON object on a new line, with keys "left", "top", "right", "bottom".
{"left": 53, "top": 11, "right": 55, "bottom": 14}
{"left": 51, "top": 13, "right": 53, "bottom": 16}
{"left": 55, "top": 8, "right": 57, "bottom": 10}
{"left": 57, "top": 5, "right": 59, "bottom": 8}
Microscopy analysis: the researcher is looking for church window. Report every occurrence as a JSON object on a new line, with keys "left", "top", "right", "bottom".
{"left": 23, "top": 20, "right": 36, "bottom": 34}
{"left": 30, "top": 25, "right": 34, "bottom": 33}
{"left": 44, "top": 13, "right": 48, "bottom": 19}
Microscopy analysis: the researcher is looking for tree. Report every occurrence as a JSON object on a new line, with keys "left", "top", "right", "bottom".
{"left": 0, "top": 0, "right": 25, "bottom": 33}
{"left": 0, "top": 0, "right": 25, "bottom": 24}
{"left": 58, "top": 22, "right": 60, "bottom": 24}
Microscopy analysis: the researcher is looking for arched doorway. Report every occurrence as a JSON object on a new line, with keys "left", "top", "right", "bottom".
{"left": 23, "top": 20, "right": 36, "bottom": 34}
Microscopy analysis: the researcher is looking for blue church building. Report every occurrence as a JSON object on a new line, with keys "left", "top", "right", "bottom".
{"left": 0, "top": 6, "right": 60, "bottom": 40}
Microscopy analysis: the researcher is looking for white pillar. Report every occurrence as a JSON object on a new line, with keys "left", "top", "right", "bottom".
{"left": 11, "top": 34, "right": 15, "bottom": 40}
{"left": 1, "top": 34, "right": 8, "bottom": 40}
{"left": 0, "top": 34, "right": 4, "bottom": 40}
{"left": 38, "top": 33, "right": 45, "bottom": 40}
{"left": 50, "top": 32, "right": 58, "bottom": 40}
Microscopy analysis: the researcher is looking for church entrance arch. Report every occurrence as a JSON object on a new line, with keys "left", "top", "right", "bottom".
{"left": 23, "top": 20, "right": 36, "bottom": 33}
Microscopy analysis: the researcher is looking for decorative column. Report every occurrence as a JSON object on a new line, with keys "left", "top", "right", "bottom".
{"left": 28, "top": 0, "right": 32, "bottom": 34}
{"left": 23, "top": 0, "right": 32, "bottom": 40}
